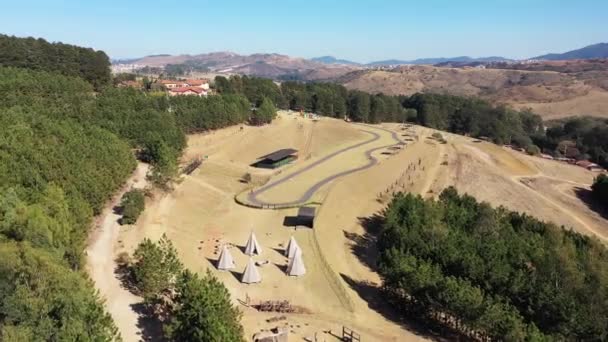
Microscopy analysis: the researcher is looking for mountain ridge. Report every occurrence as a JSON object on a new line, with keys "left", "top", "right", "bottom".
{"left": 535, "top": 42, "right": 608, "bottom": 60}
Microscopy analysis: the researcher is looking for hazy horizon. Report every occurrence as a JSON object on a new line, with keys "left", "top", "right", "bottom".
{"left": 2, "top": 0, "right": 607, "bottom": 62}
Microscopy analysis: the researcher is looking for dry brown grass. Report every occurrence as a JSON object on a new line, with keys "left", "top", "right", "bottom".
{"left": 342, "top": 66, "right": 608, "bottom": 119}
{"left": 114, "top": 114, "right": 607, "bottom": 341}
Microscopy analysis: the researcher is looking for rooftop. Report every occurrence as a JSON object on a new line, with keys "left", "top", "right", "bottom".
{"left": 258, "top": 148, "right": 298, "bottom": 162}
{"left": 170, "top": 87, "right": 206, "bottom": 94}
{"left": 297, "top": 207, "right": 315, "bottom": 218}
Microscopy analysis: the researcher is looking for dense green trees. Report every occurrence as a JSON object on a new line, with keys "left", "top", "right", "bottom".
{"left": 0, "top": 242, "right": 119, "bottom": 341}
{"left": 165, "top": 270, "right": 245, "bottom": 342}
{"left": 0, "top": 34, "right": 111, "bottom": 90}
{"left": 0, "top": 68, "right": 134, "bottom": 338}
{"left": 377, "top": 187, "right": 608, "bottom": 340}
{"left": 534, "top": 116, "right": 608, "bottom": 167}
{"left": 592, "top": 174, "right": 608, "bottom": 207}
{"left": 215, "top": 76, "right": 408, "bottom": 123}
{"left": 170, "top": 94, "right": 251, "bottom": 133}
{"left": 403, "top": 93, "right": 543, "bottom": 148}
{"left": 0, "top": 109, "right": 136, "bottom": 265}
{"left": 215, "top": 75, "right": 284, "bottom": 107}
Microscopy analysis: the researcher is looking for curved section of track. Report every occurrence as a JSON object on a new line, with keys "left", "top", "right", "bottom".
{"left": 246, "top": 124, "right": 403, "bottom": 207}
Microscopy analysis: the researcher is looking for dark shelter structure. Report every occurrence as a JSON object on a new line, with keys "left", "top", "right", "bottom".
{"left": 297, "top": 207, "right": 315, "bottom": 228}
{"left": 252, "top": 148, "right": 298, "bottom": 169}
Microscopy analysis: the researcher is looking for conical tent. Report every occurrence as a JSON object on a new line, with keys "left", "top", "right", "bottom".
{"left": 241, "top": 257, "right": 262, "bottom": 284}
{"left": 217, "top": 245, "right": 235, "bottom": 270}
{"left": 286, "top": 248, "right": 306, "bottom": 276}
{"left": 244, "top": 231, "right": 262, "bottom": 256}
{"left": 284, "top": 236, "right": 301, "bottom": 258}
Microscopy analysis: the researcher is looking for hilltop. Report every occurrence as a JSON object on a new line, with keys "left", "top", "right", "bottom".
{"left": 125, "top": 52, "right": 361, "bottom": 80}
{"left": 535, "top": 42, "right": 608, "bottom": 60}
{"left": 339, "top": 64, "right": 608, "bottom": 119}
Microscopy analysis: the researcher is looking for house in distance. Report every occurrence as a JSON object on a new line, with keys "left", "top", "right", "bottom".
{"left": 252, "top": 148, "right": 298, "bottom": 169}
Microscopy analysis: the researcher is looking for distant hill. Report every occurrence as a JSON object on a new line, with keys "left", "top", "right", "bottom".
{"left": 366, "top": 56, "right": 511, "bottom": 66}
{"left": 535, "top": 43, "right": 608, "bottom": 60}
{"left": 339, "top": 62, "right": 608, "bottom": 120}
{"left": 366, "top": 59, "right": 411, "bottom": 66}
{"left": 311, "top": 56, "right": 360, "bottom": 65}
{"left": 120, "top": 52, "right": 361, "bottom": 81}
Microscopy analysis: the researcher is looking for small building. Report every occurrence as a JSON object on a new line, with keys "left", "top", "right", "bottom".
{"left": 576, "top": 160, "right": 605, "bottom": 172}
{"left": 185, "top": 79, "right": 210, "bottom": 90}
{"left": 253, "top": 149, "right": 298, "bottom": 169}
{"left": 159, "top": 80, "right": 187, "bottom": 89}
{"left": 169, "top": 87, "right": 208, "bottom": 97}
{"left": 296, "top": 207, "right": 315, "bottom": 228}
{"left": 556, "top": 157, "right": 575, "bottom": 163}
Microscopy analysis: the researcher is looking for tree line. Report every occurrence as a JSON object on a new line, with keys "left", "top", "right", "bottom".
{"left": 0, "top": 34, "right": 112, "bottom": 90}
{"left": 376, "top": 187, "right": 608, "bottom": 340}
{"left": 533, "top": 116, "right": 608, "bottom": 168}
{"left": 214, "top": 75, "right": 414, "bottom": 123}
{"left": 0, "top": 68, "right": 131, "bottom": 340}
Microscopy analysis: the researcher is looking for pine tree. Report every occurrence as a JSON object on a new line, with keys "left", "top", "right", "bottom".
{"left": 165, "top": 270, "right": 244, "bottom": 342}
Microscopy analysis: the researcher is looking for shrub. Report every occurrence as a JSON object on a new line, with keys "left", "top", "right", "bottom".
{"left": 120, "top": 189, "right": 145, "bottom": 225}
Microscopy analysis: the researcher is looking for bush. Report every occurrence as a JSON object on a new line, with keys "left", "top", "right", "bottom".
{"left": 120, "top": 189, "right": 145, "bottom": 225}
{"left": 592, "top": 174, "right": 608, "bottom": 208}
{"left": 525, "top": 144, "right": 541, "bottom": 155}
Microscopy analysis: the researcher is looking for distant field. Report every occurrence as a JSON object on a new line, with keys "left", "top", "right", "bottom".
{"left": 341, "top": 65, "right": 608, "bottom": 119}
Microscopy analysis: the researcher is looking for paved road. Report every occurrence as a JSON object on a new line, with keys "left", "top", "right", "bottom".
{"left": 247, "top": 124, "right": 403, "bottom": 207}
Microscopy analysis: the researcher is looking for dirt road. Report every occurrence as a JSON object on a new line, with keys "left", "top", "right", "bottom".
{"left": 86, "top": 163, "right": 149, "bottom": 342}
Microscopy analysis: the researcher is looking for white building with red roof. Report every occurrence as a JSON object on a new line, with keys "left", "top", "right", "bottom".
{"left": 168, "top": 86, "right": 208, "bottom": 97}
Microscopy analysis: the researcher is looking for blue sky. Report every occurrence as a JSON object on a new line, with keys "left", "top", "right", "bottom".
{"left": 1, "top": 0, "right": 606, "bottom": 62}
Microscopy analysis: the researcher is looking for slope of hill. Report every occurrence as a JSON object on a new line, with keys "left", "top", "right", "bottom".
{"left": 311, "top": 56, "right": 360, "bottom": 65}
{"left": 535, "top": 42, "right": 608, "bottom": 60}
{"left": 366, "top": 56, "right": 512, "bottom": 66}
{"left": 128, "top": 52, "right": 361, "bottom": 80}
{"left": 340, "top": 65, "right": 608, "bottom": 119}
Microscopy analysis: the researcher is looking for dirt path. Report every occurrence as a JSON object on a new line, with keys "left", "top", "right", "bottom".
{"left": 515, "top": 174, "right": 608, "bottom": 242}
{"left": 420, "top": 143, "right": 446, "bottom": 196}
{"left": 86, "top": 163, "right": 149, "bottom": 342}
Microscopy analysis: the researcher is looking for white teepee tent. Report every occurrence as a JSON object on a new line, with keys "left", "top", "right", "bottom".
{"left": 217, "top": 245, "right": 235, "bottom": 270}
{"left": 286, "top": 248, "right": 306, "bottom": 276}
{"left": 284, "top": 236, "right": 301, "bottom": 258}
{"left": 244, "top": 231, "right": 262, "bottom": 256}
{"left": 241, "top": 257, "right": 262, "bottom": 284}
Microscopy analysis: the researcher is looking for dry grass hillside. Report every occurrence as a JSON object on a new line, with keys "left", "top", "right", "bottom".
{"left": 341, "top": 65, "right": 608, "bottom": 119}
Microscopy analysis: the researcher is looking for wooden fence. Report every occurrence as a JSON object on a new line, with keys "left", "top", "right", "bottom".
{"left": 342, "top": 326, "right": 361, "bottom": 342}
